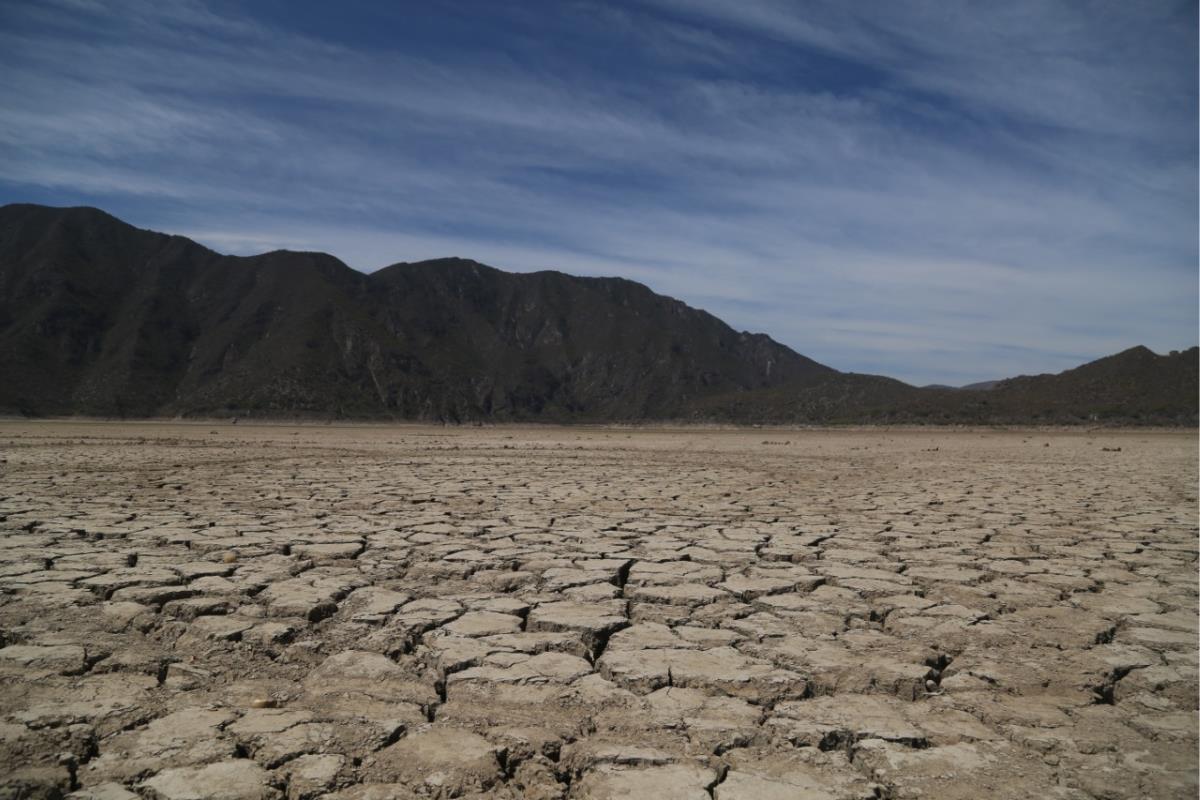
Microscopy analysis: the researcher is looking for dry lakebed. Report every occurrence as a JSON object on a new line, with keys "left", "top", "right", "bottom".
{"left": 0, "top": 422, "right": 1195, "bottom": 799}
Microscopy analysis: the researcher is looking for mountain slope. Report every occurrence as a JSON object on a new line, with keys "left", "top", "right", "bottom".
{"left": 980, "top": 346, "right": 1199, "bottom": 422}
{"left": 367, "top": 258, "right": 833, "bottom": 419}
{"left": 0, "top": 204, "right": 834, "bottom": 420}
{"left": 0, "top": 203, "right": 1194, "bottom": 424}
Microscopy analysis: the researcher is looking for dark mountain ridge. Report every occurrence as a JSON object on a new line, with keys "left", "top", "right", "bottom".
{"left": 0, "top": 203, "right": 1195, "bottom": 424}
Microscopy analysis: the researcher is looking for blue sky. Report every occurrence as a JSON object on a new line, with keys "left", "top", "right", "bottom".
{"left": 0, "top": 0, "right": 1195, "bottom": 385}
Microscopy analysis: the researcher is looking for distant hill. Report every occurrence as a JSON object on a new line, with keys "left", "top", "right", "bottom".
{"left": 0, "top": 204, "right": 1194, "bottom": 424}
{"left": 695, "top": 346, "right": 1197, "bottom": 425}
{"left": 976, "top": 346, "right": 1199, "bottom": 423}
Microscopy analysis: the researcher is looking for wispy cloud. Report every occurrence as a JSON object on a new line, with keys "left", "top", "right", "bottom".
{"left": 0, "top": 0, "right": 1194, "bottom": 385}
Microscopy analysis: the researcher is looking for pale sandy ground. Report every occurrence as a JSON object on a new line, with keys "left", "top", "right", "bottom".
{"left": 0, "top": 421, "right": 1195, "bottom": 800}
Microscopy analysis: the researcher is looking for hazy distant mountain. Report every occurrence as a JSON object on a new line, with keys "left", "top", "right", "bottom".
{"left": 1, "top": 204, "right": 1195, "bottom": 424}
{"left": 921, "top": 380, "right": 1001, "bottom": 391}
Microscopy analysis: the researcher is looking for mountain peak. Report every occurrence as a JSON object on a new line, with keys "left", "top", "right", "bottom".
{"left": 0, "top": 203, "right": 1193, "bottom": 424}
{"left": 0, "top": 203, "right": 836, "bottom": 421}
{"left": 0, "top": 202, "right": 131, "bottom": 230}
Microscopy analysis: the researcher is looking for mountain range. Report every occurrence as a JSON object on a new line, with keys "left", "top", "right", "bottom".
{"left": 0, "top": 203, "right": 1195, "bottom": 424}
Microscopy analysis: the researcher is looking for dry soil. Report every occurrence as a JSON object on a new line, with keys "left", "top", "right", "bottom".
{"left": 0, "top": 422, "right": 1196, "bottom": 800}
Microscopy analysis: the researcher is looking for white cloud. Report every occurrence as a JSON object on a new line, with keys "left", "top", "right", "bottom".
{"left": 0, "top": 0, "right": 1194, "bottom": 385}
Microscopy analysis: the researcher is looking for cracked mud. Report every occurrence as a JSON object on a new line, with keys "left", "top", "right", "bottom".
{"left": 0, "top": 422, "right": 1195, "bottom": 799}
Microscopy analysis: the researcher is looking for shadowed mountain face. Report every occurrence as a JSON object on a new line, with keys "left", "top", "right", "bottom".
{"left": 0, "top": 204, "right": 833, "bottom": 420}
{"left": 0, "top": 204, "right": 1195, "bottom": 424}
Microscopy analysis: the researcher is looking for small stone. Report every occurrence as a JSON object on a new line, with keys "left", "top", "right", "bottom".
{"left": 925, "top": 679, "right": 938, "bottom": 692}
{"left": 222, "top": 552, "right": 238, "bottom": 564}
{"left": 249, "top": 698, "right": 276, "bottom": 709}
